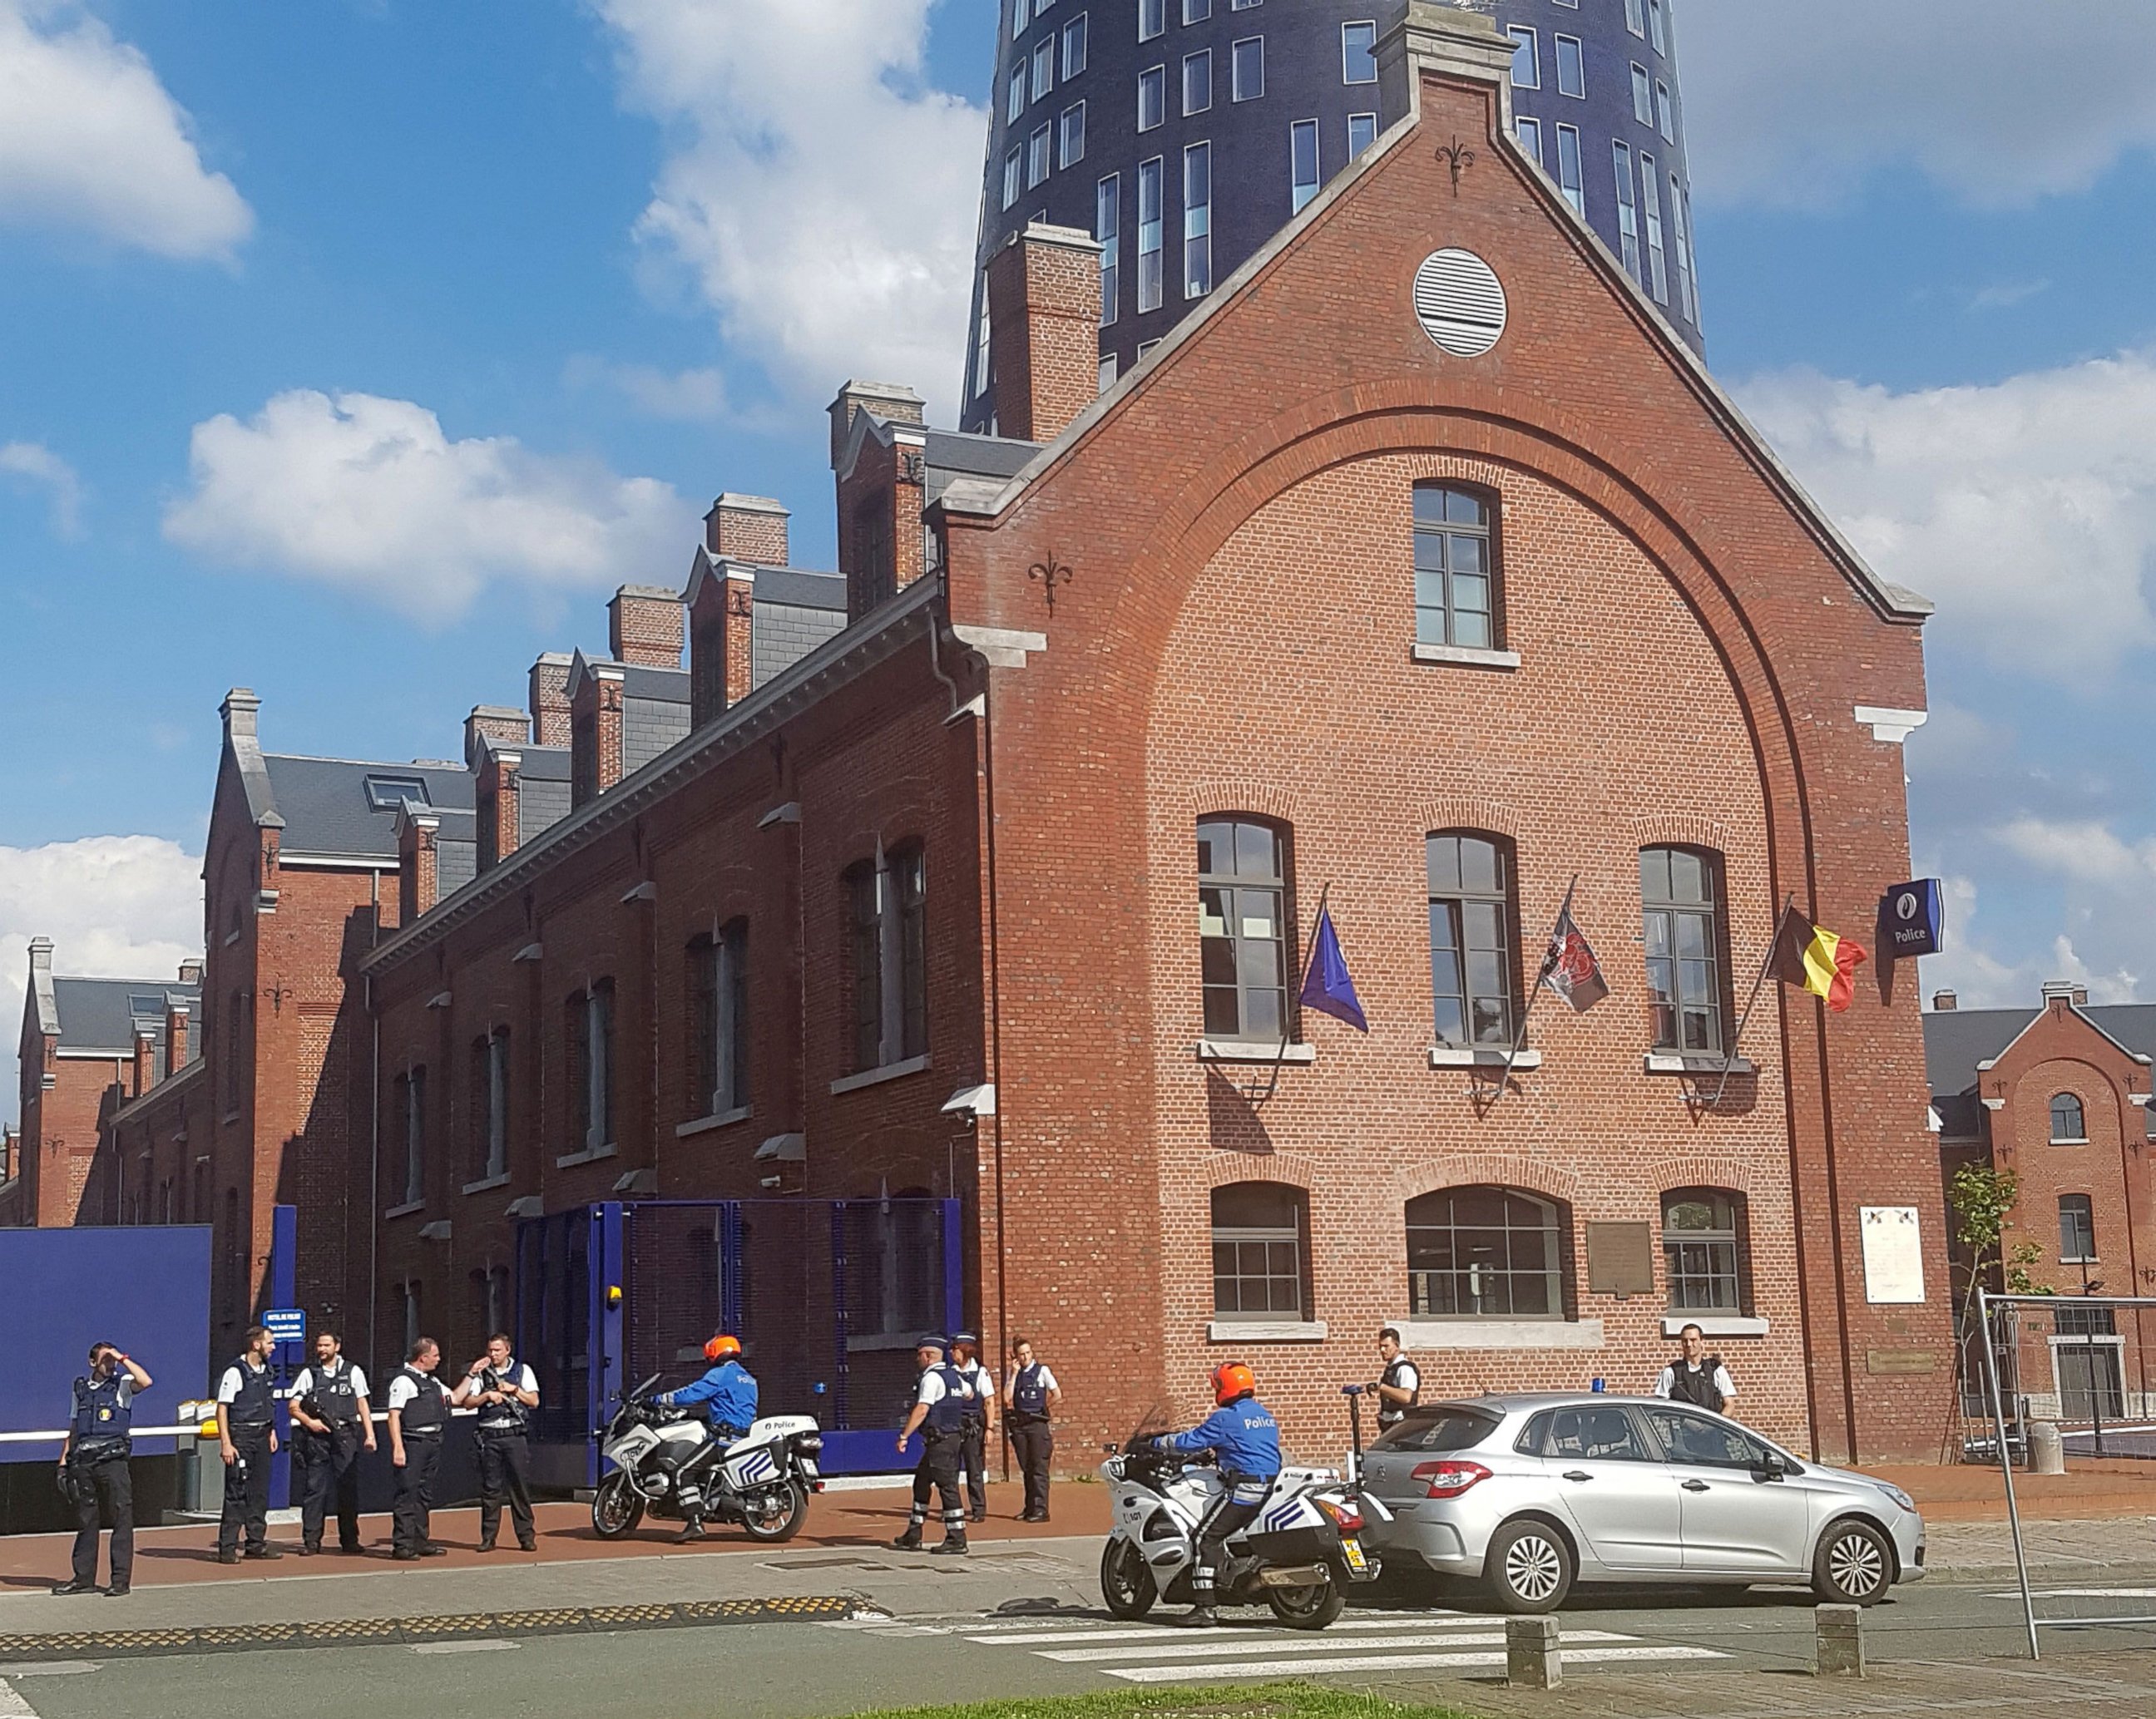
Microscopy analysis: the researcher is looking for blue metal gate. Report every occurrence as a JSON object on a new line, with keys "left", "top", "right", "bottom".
{"left": 517, "top": 1198, "right": 962, "bottom": 1482}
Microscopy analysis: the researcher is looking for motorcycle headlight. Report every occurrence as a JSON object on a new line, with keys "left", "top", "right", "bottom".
{"left": 1876, "top": 1483, "right": 1917, "bottom": 1514}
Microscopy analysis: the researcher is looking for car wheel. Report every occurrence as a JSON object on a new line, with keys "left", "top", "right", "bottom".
{"left": 1812, "top": 1519, "right": 1892, "bottom": 1606}
{"left": 1485, "top": 1519, "right": 1573, "bottom": 1613}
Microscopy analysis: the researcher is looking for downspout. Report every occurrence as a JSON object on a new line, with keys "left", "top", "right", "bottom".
{"left": 367, "top": 868, "right": 381, "bottom": 1374}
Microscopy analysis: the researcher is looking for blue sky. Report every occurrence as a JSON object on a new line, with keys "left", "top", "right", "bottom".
{"left": 3, "top": 0, "right": 2154, "bottom": 1114}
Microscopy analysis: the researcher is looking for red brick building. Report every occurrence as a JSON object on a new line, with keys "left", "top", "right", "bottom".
{"left": 354, "top": 8, "right": 1951, "bottom": 1463}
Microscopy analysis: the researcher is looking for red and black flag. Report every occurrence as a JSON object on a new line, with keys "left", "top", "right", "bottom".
{"left": 1770, "top": 906, "right": 1867, "bottom": 1013}
{"left": 1540, "top": 904, "right": 1610, "bottom": 1013}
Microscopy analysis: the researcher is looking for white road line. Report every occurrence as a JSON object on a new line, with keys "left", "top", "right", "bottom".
{"left": 1986, "top": 1589, "right": 2156, "bottom": 1600}
{"left": 408, "top": 1640, "right": 519, "bottom": 1656}
{"left": 1105, "top": 1645, "right": 1726, "bottom": 1684}
{"left": 966, "top": 1617, "right": 1492, "bottom": 1646}
{"left": 1043, "top": 1629, "right": 1639, "bottom": 1663}
{"left": 0, "top": 1667, "right": 99, "bottom": 1678}
{"left": 0, "top": 1682, "right": 42, "bottom": 1719}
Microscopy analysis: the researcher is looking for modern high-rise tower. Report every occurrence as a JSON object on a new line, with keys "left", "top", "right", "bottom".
{"left": 960, "top": 0, "right": 1701, "bottom": 431}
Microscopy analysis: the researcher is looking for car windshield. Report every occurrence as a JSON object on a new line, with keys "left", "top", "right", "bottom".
{"left": 1370, "top": 1405, "right": 1500, "bottom": 1452}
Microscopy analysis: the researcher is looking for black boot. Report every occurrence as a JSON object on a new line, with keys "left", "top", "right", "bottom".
{"left": 678, "top": 1516, "right": 707, "bottom": 1543}
{"left": 929, "top": 1531, "right": 969, "bottom": 1556}
{"left": 1177, "top": 1602, "right": 1219, "bottom": 1628}
{"left": 891, "top": 1526, "right": 924, "bottom": 1550}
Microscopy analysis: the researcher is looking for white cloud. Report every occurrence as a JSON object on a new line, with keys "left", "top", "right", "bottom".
{"left": 1993, "top": 817, "right": 2156, "bottom": 889}
{"left": 0, "top": 440, "right": 82, "bottom": 536}
{"left": 0, "top": 0, "right": 252, "bottom": 260}
{"left": 1737, "top": 352, "right": 2156, "bottom": 684}
{"left": 593, "top": 0, "right": 987, "bottom": 417}
{"left": 162, "top": 389, "right": 698, "bottom": 624}
{"left": 0, "top": 835, "right": 203, "bottom": 1127}
{"left": 1679, "top": 2, "right": 2156, "bottom": 209}
{"left": 566, "top": 356, "right": 732, "bottom": 422}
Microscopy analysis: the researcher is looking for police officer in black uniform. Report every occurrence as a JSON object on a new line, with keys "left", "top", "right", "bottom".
{"left": 452, "top": 1332, "right": 539, "bottom": 1553}
{"left": 891, "top": 1335, "right": 972, "bottom": 1556}
{"left": 214, "top": 1325, "right": 283, "bottom": 1564}
{"left": 52, "top": 1341, "right": 151, "bottom": 1596}
{"left": 1001, "top": 1336, "right": 1061, "bottom": 1524}
{"left": 949, "top": 1331, "right": 996, "bottom": 1523}
{"left": 288, "top": 1330, "right": 374, "bottom": 1555}
{"left": 1370, "top": 1326, "right": 1421, "bottom": 1432}
{"left": 386, "top": 1337, "right": 451, "bottom": 1560}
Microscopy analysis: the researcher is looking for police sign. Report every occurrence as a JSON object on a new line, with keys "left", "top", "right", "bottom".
{"left": 1878, "top": 879, "right": 1944, "bottom": 961}
{"left": 262, "top": 1307, "right": 307, "bottom": 1346}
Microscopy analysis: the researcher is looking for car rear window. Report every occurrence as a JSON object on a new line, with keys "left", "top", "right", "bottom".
{"left": 1370, "top": 1406, "right": 1500, "bottom": 1452}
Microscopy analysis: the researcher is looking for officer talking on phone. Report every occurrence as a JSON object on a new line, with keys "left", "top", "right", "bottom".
{"left": 52, "top": 1341, "right": 151, "bottom": 1597}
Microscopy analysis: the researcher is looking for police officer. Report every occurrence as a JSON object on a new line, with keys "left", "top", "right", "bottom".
{"left": 949, "top": 1331, "right": 996, "bottom": 1523}
{"left": 1150, "top": 1362, "right": 1283, "bottom": 1628}
{"left": 654, "top": 1334, "right": 758, "bottom": 1542}
{"left": 385, "top": 1336, "right": 451, "bottom": 1560}
{"left": 214, "top": 1325, "right": 282, "bottom": 1564}
{"left": 1001, "top": 1336, "right": 1061, "bottom": 1524}
{"left": 452, "top": 1332, "right": 539, "bottom": 1553}
{"left": 288, "top": 1330, "right": 374, "bottom": 1556}
{"left": 1369, "top": 1326, "right": 1421, "bottom": 1431}
{"left": 52, "top": 1341, "right": 151, "bottom": 1597}
{"left": 1654, "top": 1323, "right": 1738, "bottom": 1415}
{"left": 892, "top": 1335, "right": 972, "bottom": 1556}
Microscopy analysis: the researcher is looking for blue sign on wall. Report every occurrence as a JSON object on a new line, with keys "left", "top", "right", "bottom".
{"left": 1880, "top": 879, "right": 1945, "bottom": 960}
{"left": 262, "top": 1307, "right": 307, "bottom": 1346}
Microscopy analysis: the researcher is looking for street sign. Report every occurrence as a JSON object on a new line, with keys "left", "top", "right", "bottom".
{"left": 1878, "top": 878, "right": 1944, "bottom": 961}
{"left": 262, "top": 1307, "right": 307, "bottom": 1346}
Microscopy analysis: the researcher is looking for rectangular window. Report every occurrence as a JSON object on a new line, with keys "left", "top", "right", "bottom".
{"left": 846, "top": 863, "right": 882, "bottom": 1072}
{"left": 1412, "top": 482, "right": 1496, "bottom": 650}
{"left": 584, "top": 983, "right": 614, "bottom": 1151}
{"left": 1096, "top": 173, "right": 1120, "bottom": 324}
{"left": 1002, "top": 146, "right": 1022, "bottom": 210}
{"left": 1427, "top": 833, "right": 1516, "bottom": 1046}
{"left": 1230, "top": 0, "right": 1261, "bottom": 8}
{"left": 401, "top": 1065, "right": 426, "bottom": 1204}
{"left": 1137, "top": 63, "right": 1165, "bottom": 130}
{"left": 1341, "top": 19, "right": 1377, "bottom": 83}
{"left": 1631, "top": 62, "right": 1651, "bottom": 124}
{"left": 1625, "top": 0, "right": 1644, "bottom": 36}
{"left": 1669, "top": 173, "right": 1697, "bottom": 320}
{"left": 1183, "top": 47, "right": 1211, "bottom": 114}
{"left": 1641, "top": 848, "right": 1724, "bottom": 1055}
{"left": 1289, "top": 118, "right": 1319, "bottom": 212}
{"left": 1032, "top": 37, "right": 1055, "bottom": 99}
{"left": 893, "top": 847, "right": 927, "bottom": 1062}
{"left": 1348, "top": 111, "right": 1377, "bottom": 158}
{"left": 1138, "top": 0, "right": 1164, "bottom": 41}
{"left": 848, "top": 848, "right": 928, "bottom": 1070}
{"left": 2060, "top": 1194, "right": 2097, "bottom": 1263}
{"left": 1514, "top": 114, "right": 1542, "bottom": 168}
{"left": 1656, "top": 79, "right": 1674, "bottom": 141}
{"left": 1612, "top": 141, "right": 1640, "bottom": 279}
{"left": 972, "top": 279, "right": 993, "bottom": 397}
{"left": 1648, "top": 0, "right": 1666, "bottom": 54}
{"left": 1664, "top": 1193, "right": 1745, "bottom": 1314}
{"left": 1212, "top": 1184, "right": 1308, "bottom": 1321}
{"left": 1008, "top": 65, "right": 1026, "bottom": 122}
{"left": 1061, "top": 101, "right": 1086, "bottom": 166}
{"left": 1062, "top": 12, "right": 1088, "bottom": 77}
{"left": 480, "top": 1030, "right": 508, "bottom": 1181}
{"left": 1029, "top": 122, "right": 1051, "bottom": 186}
{"left": 1098, "top": 352, "right": 1118, "bottom": 393}
{"left": 1554, "top": 32, "right": 1584, "bottom": 97}
{"left": 712, "top": 923, "right": 750, "bottom": 1114}
{"left": 1137, "top": 155, "right": 1164, "bottom": 311}
{"left": 1555, "top": 123, "right": 1584, "bottom": 215}
{"left": 1137, "top": 337, "right": 1161, "bottom": 358}
{"left": 1507, "top": 25, "right": 1538, "bottom": 89}
{"left": 1639, "top": 151, "right": 1668, "bottom": 302}
{"left": 1230, "top": 34, "right": 1263, "bottom": 100}
{"left": 1013, "top": 0, "right": 1028, "bottom": 37}
{"left": 1197, "top": 819, "right": 1289, "bottom": 1041}
{"left": 1183, "top": 141, "right": 1211, "bottom": 298}
{"left": 1183, "top": 0, "right": 1209, "bottom": 19}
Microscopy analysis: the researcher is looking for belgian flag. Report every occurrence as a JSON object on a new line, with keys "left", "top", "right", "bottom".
{"left": 1770, "top": 906, "right": 1867, "bottom": 1012}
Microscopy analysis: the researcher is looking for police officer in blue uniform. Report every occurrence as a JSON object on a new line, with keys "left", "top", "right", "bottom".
{"left": 892, "top": 1335, "right": 973, "bottom": 1555}
{"left": 1001, "top": 1336, "right": 1061, "bottom": 1523}
{"left": 52, "top": 1341, "right": 151, "bottom": 1596}
{"left": 214, "top": 1325, "right": 283, "bottom": 1564}
{"left": 949, "top": 1331, "right": 996, "bottom": 1523}
{"left": 288, "top": 1330, "right": 374, "bottom": 1556}
{"left": 1151, "top": 1361, "right": 1283, "bottom": 1627}
{"left": 452, "top": 1332, "right": 540, "bottom": 1553}
{"left": 654, "top": 1333, "right": 758, "bottom": 1542}
{"left": 386, "top": 1337, "right": 451, "bottom": 1560}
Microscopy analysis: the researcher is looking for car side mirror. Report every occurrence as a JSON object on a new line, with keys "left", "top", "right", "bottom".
{"left": 1756, "top": 1452, "right": 1789, "bottom": 1481}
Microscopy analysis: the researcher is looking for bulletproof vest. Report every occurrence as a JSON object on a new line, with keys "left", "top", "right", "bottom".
{"left": 227, "top": 1359, "right": 275, "bottom": 1426}
{"left": 1011, "top": 1364, "right": 1049, "bottom": 1418}
{"left": 958, "top": 1361, "right": 989, "bottom": 1425}
{"left": 1379, "top": 1357, "right": 1417, "bottom": 1424}
{"left": 1668, "top": 1356, "right": 1726, "bottom": 1415}
{"left": 72, "top": 1374, "right": 132, "bottom": 1454}
{"left": 927, "top": 1363, "right": 974, "bottom": 1434}
{"left": 477, "top": 1363, "right": 531, "bottom": 1435}
{"left": 311, "top": 1361, "right": 362, "bottom": 1425}
{"left": 397, "top": 1368, "right": 447, "bottom": 1435}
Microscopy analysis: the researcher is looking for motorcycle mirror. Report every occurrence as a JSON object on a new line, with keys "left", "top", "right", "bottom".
{"left": 1341, "top": 1384, "right": 1364, "bottom": 1395}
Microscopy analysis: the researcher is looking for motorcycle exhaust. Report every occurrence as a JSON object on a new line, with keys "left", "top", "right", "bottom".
{"left": 1256, "top": 1563, "right": 1332, "bottom": 1588}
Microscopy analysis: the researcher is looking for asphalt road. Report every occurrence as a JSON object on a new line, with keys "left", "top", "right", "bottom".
{"left": 10, "top": 1575, "right": 2156, "bottom": 1719}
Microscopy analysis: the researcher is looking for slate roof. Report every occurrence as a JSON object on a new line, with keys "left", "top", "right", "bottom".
{"left": 49, "top": 976, "right": 201, "bottom": 1058}
{"left": 1924, "top": 1003, "right": 2156, "bottom": 1140}
{"left": 260, "top": 755, "right": 476, "bottom": 860}
{"left": 922, "top": 427, "right": 1040, "bottom": 511}
{"left": 753, "top": 569, "right": 847, "bottom": 611}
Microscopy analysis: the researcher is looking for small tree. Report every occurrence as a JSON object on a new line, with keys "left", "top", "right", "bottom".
{"left": 1946, "top": 1163, "right": 2050, "bottom": 1297}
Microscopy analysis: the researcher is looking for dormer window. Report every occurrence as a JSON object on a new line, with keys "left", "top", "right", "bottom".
{"left": 365, "top": 774, "right": 431, "bottom": 812}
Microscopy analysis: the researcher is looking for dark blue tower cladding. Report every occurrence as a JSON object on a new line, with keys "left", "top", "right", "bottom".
{"left": 959, "top": 0, "right": 1701, "bottom": 433}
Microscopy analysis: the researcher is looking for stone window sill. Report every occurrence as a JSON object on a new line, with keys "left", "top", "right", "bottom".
{"left": 383, "top": 1199, "right": 426, "bottom": 1221}
{"left": 1207, "top": 1320, "right": 1328, "bottom": 1343}
{"left": 676, "top": 1105, "right": 752, "bottom": 1139}
{"left": 1430, "top": 1045, "right": 1541, "bottom": 1069}
{"left": 1644, "top": 1053, "right": 1755, "bottom": 1077}
{"left": 555, "top": 1144, "right": 618, "bottom": 1168}
{"left": 2051, "top": 1137, "right": 2091, "bottom": 1147}
{"left": 830, "top": 1055, "right": 930, "bottom": 1096}
{"left": 1662, "top": 1315, "right": 1769, "bottom": 1339}
{"left": 1389, "top": 1317, "right": 1606, "bottom": 1351}
{"left": 461, "top": 1173, "right": 512, "bottom": 1196}
{"left": 1196, "top": 1041, "right": 1317, "bottom": 1066}
{"left": 1411, "top": 642, "right": 1521, "bottom": 670}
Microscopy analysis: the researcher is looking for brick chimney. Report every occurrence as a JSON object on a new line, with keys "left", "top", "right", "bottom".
{"left": 569, "top": 660, "right": 626, "bottom": 808}
{"left": 608, "top": 585, "right": 685, "bottom": 669}
{"left": 476, "top": 748, "right": 522, "bottom": 872}
{"left": 987, "top": 221, "right": 1105, "bottom": 443}
{"left": 220, "top": 687, "right": 260, "bottom": 745}
{"left": 132, "top": 1028, "right": 156, "bottom": 1099}
{"left": 165, "top": 1000, "right": 190, "bottom": 1078}
{"left": 1377, "top": 0, "right": 1514, "bottom": 132}
{"left": 828, "top": 381, "right": 925, "bottom": 472}
{"left": 398, "top": 809, "right": 442, "bottom": 923}
{"left": 830, "top": 382, "right": 930, "bottom": 621}
{"left": 687, "top": 557, "right": 757, "bottom": 728}
{"left": 705, "top": 494, "right": 791, "bottom": 567}
{"left": 1931, "top": 990, "right": 1957, "bottom": 1012}
{"left": 177, "top": 959, "right": 203, "bottom": 987}
{"left": 2040, "top": 979, "right": 2090, "bottom": 1012}
{"left": 464, "top": 704, "right": 528, "bottom": 767}
{"left": 528, "top": 653, "right": 573, "bottom": 748}
{"left": 28, "top": 936, "right": 50, "bottom": 980}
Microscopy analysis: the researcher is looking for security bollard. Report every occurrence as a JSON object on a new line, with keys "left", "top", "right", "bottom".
{"left": 1506, "top": 1613, "right": 1562, "bottom": 1689}
{"left": 2030, "top": 1421, "right": 2066, "bottom": 1475}
{"left": 1815, "top": 1603, "right": 1865, "bottom": 1677}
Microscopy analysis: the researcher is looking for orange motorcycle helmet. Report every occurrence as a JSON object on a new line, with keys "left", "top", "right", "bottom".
{"left": 1211, "top": 1361, "right": 1255, "bottom": 1407}
{"left": 704, "top": 1334, "right": 742, "bottom": 1363}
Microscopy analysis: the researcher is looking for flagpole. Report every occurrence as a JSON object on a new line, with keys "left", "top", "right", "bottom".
{"left": 1704, "top": 894, "right": 1793, "bottom": 1113}
{"left": 1251, "top": 882, "right": 1328, "bottom": 1107}
{"left": 1489, "top": 873, "right": 1576, "bottom": 1104}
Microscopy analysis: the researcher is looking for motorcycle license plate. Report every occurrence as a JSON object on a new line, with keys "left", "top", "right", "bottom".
{"left": 1341, "top": 1536, "right": 1369, "bottom": 1573}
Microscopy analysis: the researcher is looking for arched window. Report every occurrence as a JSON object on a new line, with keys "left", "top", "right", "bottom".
{"left": 1197, "top": 818, "right": 1291, "bottom": 1043}
{"left": 2050, "top": 1093, "right": 2088, "bottom": 1144}
{"left": 1412, "top": 484, "right": 1500, "bottom": 650}
{"left": 1406, "top": 1188, "right": 1565, "bottom": 1319}
{"left": 1639, "top": 847, "right": 1725, "bottom": 1054}
{"left": 1427, "top": 832, "right": 1518, "bottom": 1046}
{"left": 1663, "top": 1189, "right": 1748, "bottom": 1314}
{"left": 1211, "top": 1182, "right": 1308, "bottom": 1321}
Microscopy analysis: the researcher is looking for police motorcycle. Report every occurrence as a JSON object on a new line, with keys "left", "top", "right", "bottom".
{"left": 1096, "top": 1413, "right": 1381, "bottom": 1630}
{"left": 591, "top": 1374, "right": 823, "bottom": 1543}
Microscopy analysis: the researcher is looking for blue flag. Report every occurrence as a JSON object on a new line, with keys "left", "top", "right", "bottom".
{"left": 1298, "top": 905, "right": 1368, "bottom": 1033}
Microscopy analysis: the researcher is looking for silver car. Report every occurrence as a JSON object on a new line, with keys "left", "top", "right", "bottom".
{"left": 1359, "top": 1393, "right": 1926, "bottom": 1613}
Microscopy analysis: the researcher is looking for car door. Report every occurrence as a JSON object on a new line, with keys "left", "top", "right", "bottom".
{"left": 1537, "top": 1404, "right": 1681, "bottom": 1572}
{"left": 1640, "top": 1405, "right": 1813, "bottom": 1575}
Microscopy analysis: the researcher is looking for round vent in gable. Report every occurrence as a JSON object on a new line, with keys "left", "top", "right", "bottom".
{"left": 1412, "top": 249, "right": 1507, "bottom": 357}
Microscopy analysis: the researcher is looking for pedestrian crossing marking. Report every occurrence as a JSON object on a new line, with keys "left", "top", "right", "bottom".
{"left": 1105, "top": 1645, "right": 1726, "bottom": 1684}
{"left": 1043, "top": 1628, "right": 1639, "bottom": 1662}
